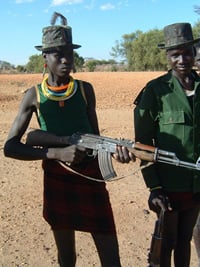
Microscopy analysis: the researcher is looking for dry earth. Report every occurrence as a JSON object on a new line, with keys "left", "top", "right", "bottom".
{"left": 0, "top": 72, "right": 198, "bottom": 267}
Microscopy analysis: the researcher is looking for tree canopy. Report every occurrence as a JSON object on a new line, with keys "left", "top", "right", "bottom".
{"left": 110, "top": 20, "right": 200, "bottom": 71}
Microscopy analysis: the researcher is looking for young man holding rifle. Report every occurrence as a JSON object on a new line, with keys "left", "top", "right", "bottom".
{"left": 3, "top": 12, "right": 134, "bottom": 267}
{"left": 134, "top": 23, "right": 200, "bottom": 267}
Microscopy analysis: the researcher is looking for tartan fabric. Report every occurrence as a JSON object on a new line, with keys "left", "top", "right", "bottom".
{"left": 42, "top": 158, "right": 116, "bottom": 234}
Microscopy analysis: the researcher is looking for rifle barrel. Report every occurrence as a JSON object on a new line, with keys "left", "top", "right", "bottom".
{"left": 157, "top": 156, "right": 199, "bottom": 170}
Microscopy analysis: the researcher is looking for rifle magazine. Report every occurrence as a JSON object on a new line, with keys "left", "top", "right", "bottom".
{"left": 98, "top": 150, "right": 117, "bottom": 180}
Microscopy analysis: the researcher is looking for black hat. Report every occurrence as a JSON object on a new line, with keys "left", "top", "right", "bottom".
{"left": 35, "top": 12, "right": 81, "bottom": 51}
{"left": 158, "top": 23, "right": 200, "bottom": 50}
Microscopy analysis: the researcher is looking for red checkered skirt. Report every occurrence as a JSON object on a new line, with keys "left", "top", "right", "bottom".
{"left": 42, "top": 158, "right": 116, "bottom": 234}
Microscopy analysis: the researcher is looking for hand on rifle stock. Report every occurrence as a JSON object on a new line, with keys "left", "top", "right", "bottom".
{"left": 112, "top": 145, "right": 136, "bottom": 163}
{"left": 148, "top": 188, "right": 172, "bottom": 213}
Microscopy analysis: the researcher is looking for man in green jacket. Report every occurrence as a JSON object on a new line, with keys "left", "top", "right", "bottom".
{"left": 134, "top": 23, "right": 200, "bottom": 267}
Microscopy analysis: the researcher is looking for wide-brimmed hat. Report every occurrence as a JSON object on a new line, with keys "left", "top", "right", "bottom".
{"left": 158, "top": 23, "right": 200, "bottom": 50}
{"left": 35, "top": 12, "right": 81, "bottom": 51}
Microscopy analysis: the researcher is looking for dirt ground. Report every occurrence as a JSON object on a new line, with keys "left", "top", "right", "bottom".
{"left": 0, "top": 72, "right": 199, "bottom": 267}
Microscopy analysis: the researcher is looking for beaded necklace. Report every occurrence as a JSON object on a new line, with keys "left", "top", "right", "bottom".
{"left": 41, "top": 75, "right": 77, "bottom": 106}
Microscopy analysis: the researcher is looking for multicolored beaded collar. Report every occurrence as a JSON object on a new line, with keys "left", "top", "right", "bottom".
{"left": 41, "top": 75, "right": 77, "bottom": 102}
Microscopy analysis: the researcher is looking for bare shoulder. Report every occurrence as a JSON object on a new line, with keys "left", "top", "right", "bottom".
{"left": 24, "top": 86, "right": 37, "bottom": 96}
{"left": 4, "top": 86, "right": 38, "bottom": 142}
{"left": 21, "top": 86, "right": 38, "bottom": 109}
{"left": 80, "top": 80, "right": 95, "bottom": 98}
{"left": 81, "top": 80, "right": 94, "bottom": 90}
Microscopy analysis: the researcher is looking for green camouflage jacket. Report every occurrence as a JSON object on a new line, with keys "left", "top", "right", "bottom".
{"left": 134, "top": 70, "right": 200, "bottom": 193}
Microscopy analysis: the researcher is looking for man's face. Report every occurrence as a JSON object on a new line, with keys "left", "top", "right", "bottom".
{"left": 166, "top": 46, "right": 195, "bottom": 76}
{"left": 43, "top": 47, "right": 74, "bottom": 77}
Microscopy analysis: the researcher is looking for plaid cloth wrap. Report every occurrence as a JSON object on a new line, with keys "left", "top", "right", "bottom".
{"left": 42, "top": 158, "right": 116, "bottom": 234}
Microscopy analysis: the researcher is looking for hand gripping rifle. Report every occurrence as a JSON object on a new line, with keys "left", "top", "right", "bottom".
{"left": 26, "top": 129, "right": 200, "bottom": 180}
{"left": 147, "top": 209, "right": 165, "bottom": 267}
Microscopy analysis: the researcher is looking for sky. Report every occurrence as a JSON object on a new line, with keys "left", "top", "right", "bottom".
{"left": 1, "top": 0, "right": 200, "bottom": 66}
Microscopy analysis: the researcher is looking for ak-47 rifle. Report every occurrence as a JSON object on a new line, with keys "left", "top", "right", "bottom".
{"left": 26, "top": 129, "right": 200, "bottom": 180}
{"left": 147, "top": 209, "right": 165, "bottom": 267}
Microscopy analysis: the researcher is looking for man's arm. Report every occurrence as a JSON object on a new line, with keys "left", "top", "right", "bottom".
{"left": 3, "top": 87, "right": 44, "bottom": 160}
{"left": 134, "top": 85, "right": 168, "bottom": 212}
{"left": 134, "top": 85, "right": 160, "bottom": 189}
{"left": 26, "top": 128, "right": 70, "bottom": 147}
{"left": 83, "top": 81, "right": 100, "bottom": 135}
{"left": 4, "top": 88, "right": 87, "bottom": 165}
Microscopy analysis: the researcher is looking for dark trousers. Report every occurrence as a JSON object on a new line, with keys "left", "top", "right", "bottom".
{"left": 160, "top": 205, "right": 200, "bottom": 267}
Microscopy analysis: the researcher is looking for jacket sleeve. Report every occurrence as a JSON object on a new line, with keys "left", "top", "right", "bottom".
{"left": 134, "top": 85, "right": 161, "bottom": 189}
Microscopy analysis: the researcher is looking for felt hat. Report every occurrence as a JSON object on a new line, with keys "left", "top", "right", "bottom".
{"left": 158, "top": 23, "right": 200, "bottom": 50}
{"left": 35, "top": 12, "right": 81, "bottom": 51}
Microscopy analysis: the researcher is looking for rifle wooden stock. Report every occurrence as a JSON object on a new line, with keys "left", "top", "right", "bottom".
{"left": 130, "top": 143, "right": 156, "bottom": 162}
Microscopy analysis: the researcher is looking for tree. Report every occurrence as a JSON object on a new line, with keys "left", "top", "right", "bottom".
{"left": 110, "top": 28, "right": 171, "bottom": 71}
{"left": 110, "top": 32, "right": 141, "bottom": 64}
{"left": 16, "top": 65, "right": 26, "bottom": 72}
{"left": 73, "top": 51, "right": 84, "bottom": 72}
{"left": 26, "top": 54, "right": 43, "bottom": 73}
{"left": 0, "top": 60, "right": 15, "bottom": 70}
{"left": 192, "top": 20, "right": 200, "bottom": 39}
{"left": 131, "top": 29, "right": 167, "bottom": 71}
{"left": 85, "top": 60, "right": 97, "bottom": 72}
